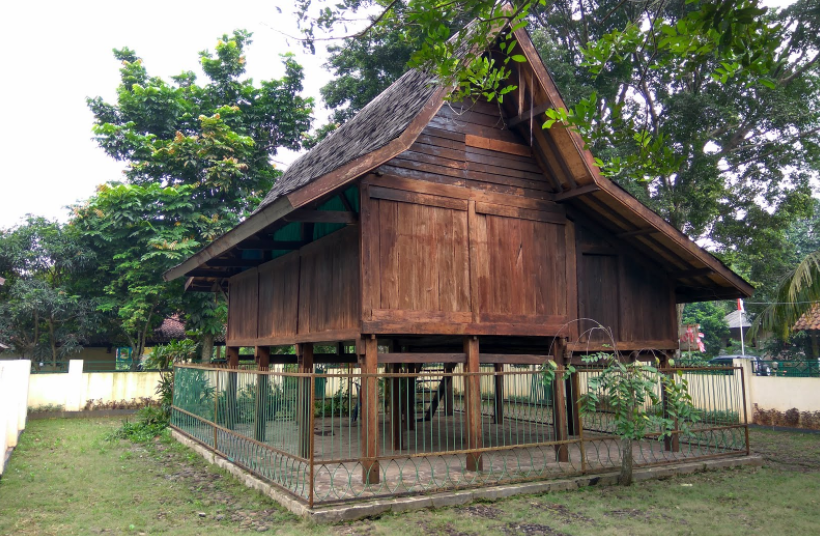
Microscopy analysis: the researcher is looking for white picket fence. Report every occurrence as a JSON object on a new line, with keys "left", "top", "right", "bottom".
{"left": 0, "top": 360, "right": 31, "bottom": 477}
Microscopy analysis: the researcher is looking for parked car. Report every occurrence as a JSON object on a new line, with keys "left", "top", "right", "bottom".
{"left": 708, "top": 355, "right": 772, "bottom": 376}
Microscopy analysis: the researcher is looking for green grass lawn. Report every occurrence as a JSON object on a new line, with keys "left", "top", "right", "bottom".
{"left": 1, "top": 420, "right": 819, "bottom": 536}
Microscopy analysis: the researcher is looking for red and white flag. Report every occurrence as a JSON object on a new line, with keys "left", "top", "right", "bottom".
{"left": 737, "top": 298, "right": 745, "bottom": 313}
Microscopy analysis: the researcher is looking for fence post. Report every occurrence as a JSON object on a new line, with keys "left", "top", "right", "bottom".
{"left": 254, "top": 346, "right": 270, "bottom": 442}
{"left": 464, "top": 336, "right": 483, "bottom": 471}
{"left": 359, "top": 336, "right": 380, "bottom": 484}
{"left": 65, "top": 360, "right": 84, "bottom": 412}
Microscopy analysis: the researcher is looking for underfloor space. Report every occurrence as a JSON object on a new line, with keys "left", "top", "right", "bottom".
{"left": 211, "top": 412, "right": 746, "bottom": 504}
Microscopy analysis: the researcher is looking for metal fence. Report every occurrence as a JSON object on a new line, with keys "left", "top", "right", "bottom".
{"left": 769, "top": 360, "right": 820, "bottom": 378}
{"left": 170, "top": 363, "right": 749, "bottom": 507}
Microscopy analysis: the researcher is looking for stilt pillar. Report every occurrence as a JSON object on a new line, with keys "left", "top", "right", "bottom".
{"left": 225, "top": 347, "right": 239, "bottom": 430}
{"left": 359, "top": 336, "right": 380, "bottom": 484}
{"left": 254, "top": 346, "right": 270, "bottom": 442}
{"left": 296, "top": 343, "right": 314, "bottom": 460}
{"left": 464, "top": 336, "right": 483, "bottom": 471}
{"left": 552, "top": 338, "right": 569, "bottom": 462}
{"left": 493, "top": 364, "right": 504, "bottom": 425}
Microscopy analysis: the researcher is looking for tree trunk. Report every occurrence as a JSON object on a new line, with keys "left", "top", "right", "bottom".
{"left": 48, "top": 319, "right": 57, "bottom": 367}
{"left": 201, "top": 333, "right": 214, "bottom": 363}
{"left": 619, "top": 438, "right": 634, "bottom": 486}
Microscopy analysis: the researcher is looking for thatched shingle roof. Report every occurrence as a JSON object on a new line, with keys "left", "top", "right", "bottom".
{"left": 256, "top": 68, "right": 438, "bottom": 212}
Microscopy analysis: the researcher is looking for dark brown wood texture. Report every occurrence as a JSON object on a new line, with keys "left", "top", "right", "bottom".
{"left": 227, "top": 269, "right": 258, "bottom": 341}
{"left": 361, "top": 102, "right": 573, "bottom": 336}
{"left": 257, "top": 256, "right": 299, "bottom": 338}
{"left": 227, "top": 227, "right": 360, "bottom": 346}
{"left": 575, "top": 223, "right": 676, "bottom": 344}
{"left": 298, "top": 227, "right": 361, "bottom": 335}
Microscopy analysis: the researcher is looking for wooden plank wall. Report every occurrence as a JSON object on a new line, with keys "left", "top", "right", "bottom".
{"left": 227, "top": 227, "right": 360, "bottom": 345}
{"left": 575, "top": 223, "right": 676, "bottom": 344}
{"left": 363, "top": 101, "right": 571, "bottom": 336}
{"left": 227, "top": 269, "right": 259, "bottom": 341}
{"left": 379, "top": 101, "right": 554, "bottom": 200}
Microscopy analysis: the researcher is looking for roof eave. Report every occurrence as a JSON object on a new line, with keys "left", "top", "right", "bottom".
{"left": 163, "top": 196, "right": 295, "bottom": 282}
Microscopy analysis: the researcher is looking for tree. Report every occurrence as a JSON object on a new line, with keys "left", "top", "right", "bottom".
{"left": 72, "top": 184, "right": 204, "bottom": 369}
{"left": 751, "top": 250, "right": 820, "bottom": 340}
{"left": 576, "top": 351, "right": 696, "bottom": 486}
{"left": 0, "top": 217, "right": 95, "bottom": 365}
{"left": 84, "top": 31, "right": 314, "bottom": 360}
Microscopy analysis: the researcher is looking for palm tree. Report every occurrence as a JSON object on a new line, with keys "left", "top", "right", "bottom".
{"left": 750, "top": 251, "right": 820, "bottom": 338}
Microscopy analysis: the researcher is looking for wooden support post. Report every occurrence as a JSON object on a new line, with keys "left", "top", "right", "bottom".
{"left": 254, "top": 346, "right": 270, "bottom": 442}
{"left": 407, "top": 364, "right": 417, "bottom": 431}
{"left": 464, "top": 336, "right": 483, "bottom": 471}
{"left": 225, "top": 347, "right": 239, "bottom": 430}
{"left": 493, "top": 364, "right": 504, "bottom": 425}
{"left": 566, "top": 371, "right": 581, "bottom": 436}
{"left": 296, "top": 343, "right": 314, "bottom": 460}
{"left": 390, "top": 364, "right": 403, "bottom": 451}
{"left": 444, "top": 364, "right": 455, "bottom": 416}
{"left": 552, "top": 338, "right": 569, "bottom": 462}
{"left": 360, "top": 337, "right": 380, "bottom": 484}
{"left": 661, "top": 351, "right": 680, "bottom": 453}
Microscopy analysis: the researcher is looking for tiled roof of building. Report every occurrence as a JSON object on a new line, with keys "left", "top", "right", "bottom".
{"left": 794, "top": 304, "right": 820, "bottom": 331}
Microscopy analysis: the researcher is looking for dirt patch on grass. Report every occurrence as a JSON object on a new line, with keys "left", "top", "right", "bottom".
{"left": 603, "top": 508, "right": 673, "bottom": 522}
{"left": 456, "top": 504, "right": 504, "bottom": 519}
{"left": 334, "top": 519, "right": 375, "bottom": 536}
{"left": 528, "top": 502, "right": 595, "bottom": 524}
{"left": 504, "top": 522, "right": 571, "bottom": 536}
{"left": 150, "top": 441, "right": 287, "bottom": 532}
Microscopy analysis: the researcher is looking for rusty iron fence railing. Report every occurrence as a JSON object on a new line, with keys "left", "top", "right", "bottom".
{"left": 170, "top": 363, "right": 749, "bottom": 507}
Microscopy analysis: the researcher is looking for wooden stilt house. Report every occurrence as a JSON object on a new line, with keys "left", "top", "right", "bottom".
{"left": 165, "top": 26, "right": 753, "bottom": 507}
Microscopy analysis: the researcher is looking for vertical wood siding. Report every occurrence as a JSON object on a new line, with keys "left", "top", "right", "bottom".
{"left": 227, "top": 227, "right": 360, "bottom": 345}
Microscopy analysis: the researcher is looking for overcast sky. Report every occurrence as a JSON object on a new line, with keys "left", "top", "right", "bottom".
{"left": 0, "top": 0, "right": 796, "bottom": 229}
{"left": 0, "top": 0, "right": 337, "bottom": 229}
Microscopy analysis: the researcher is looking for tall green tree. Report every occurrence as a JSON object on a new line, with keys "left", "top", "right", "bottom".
{"left": 0, "top": 218, "right": 95, "bottom": 365}
{"left": 82, "top": 31, "right": 314, "bottom": 361}
{"left": 72, "top": 184, "right": 205, "bottom": 368}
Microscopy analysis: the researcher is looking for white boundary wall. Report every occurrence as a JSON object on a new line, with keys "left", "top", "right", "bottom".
{"left": 26, "top": 360, "right": 161, "bottom": 411}
{"left": 0, "top": 360, "right": 31, "bottom": 476}
{"left": 738, "top": 359, "right": 820, "bottom": 420}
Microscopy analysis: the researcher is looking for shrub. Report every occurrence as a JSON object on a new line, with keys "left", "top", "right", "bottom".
{"left": 106, "top": 407, "right": 169, "bottom": 442}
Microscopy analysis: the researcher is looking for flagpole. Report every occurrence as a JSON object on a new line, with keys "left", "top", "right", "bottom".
{"left": 738, "top": 298, "right": 745, "bottom": 356}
